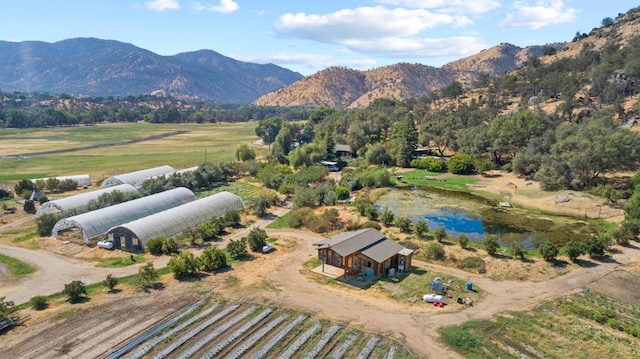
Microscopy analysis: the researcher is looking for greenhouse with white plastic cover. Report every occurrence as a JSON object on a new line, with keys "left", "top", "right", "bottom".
{"left": 36, "top": 184, "right": 138, "bottom": 217}
{"left": 104, "top": 191, "right": 243, "bottom": 251}
{"left": 100, "top": 165, "right": 175, "bottom": 188}
{"left": 51, "top": 187, "right": 196, "bottom": 244}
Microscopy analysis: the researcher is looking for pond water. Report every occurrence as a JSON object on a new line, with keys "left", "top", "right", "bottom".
{"left": 375, "top": 187, "right": 594, "bottom": 249}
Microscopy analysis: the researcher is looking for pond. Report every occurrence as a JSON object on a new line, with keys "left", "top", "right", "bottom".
{"left": 375, "top": 187, "right": 595, "bottom": 249}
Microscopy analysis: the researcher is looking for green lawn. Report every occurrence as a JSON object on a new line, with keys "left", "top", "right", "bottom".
{"left": 0, "top": 253, "right": 36, "bottom": 277}
{"left": 398, "top": 170, "right": 476, "bottom": 191}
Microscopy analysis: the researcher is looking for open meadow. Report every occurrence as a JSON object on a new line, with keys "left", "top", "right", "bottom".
{"left": 0, "top": 122, "right": 265, "bottom": 183}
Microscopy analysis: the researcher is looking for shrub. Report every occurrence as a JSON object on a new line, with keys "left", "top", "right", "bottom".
{"left": 448, "top": 153, "right": 475, "bottom": 175}
{"left": 30, "top": 295, "right": 48, "bottom": 310}
{"left": 222, "top": 210, "right": 242, "bottom": 228}
{"left": 335, "top": 186, "right": 350, "bottom": 200}
{"left": 539, "top": 241, "right": 559, "bottom": 261}
{"left": 584, "top": 235, "right": 608, "bottom": 258}
{"left": 424, "top": 242, "right": 445, "bottom": 261}
{"left": 457, "top": 256, "right": 486, "bottom": 273}
{"left": 58, "top": 179, "right": 78, "bottom": 192}
{"left": 36, "top": 213, "right": 62, "bottom": 237}
{"left": 145, "top": 237, "right": 165, "bottom": 255}
{"left": 23, "top": 200, "right": 36, "bottom": 214}
{"left": 251, "top": 196, "right": 271, "bottom": 217}
{"left": 103, "top": 274, "right": 118, "bottom": 292}
{"left": 380, "top": 206, "right": 395, "bottom": 226}
{"left": 482, "top": 234, "right": 499, "bottom": 255}
{"left": 168, "top": 251, "right": 201, "bottom": 280}
{"left": 162, "top": 238, "right": 179, "bottom": 254}
{"left": 227, "top": 239, "right": 247, "bottom": 259}
{"left": 564, "top": 240, "right": 584, "bottom": 262}
{"left": 394, "top": 217, "right": 412, "bottom": 232}
{"left": 246, "top": 228, "right": 268, "bottom": 252}
{"left": 200, "top": 247, "right": 227, "bottom": 271}
{"left": 289, "top": 207, "right": 316, "bottom": 228}
{"left": 434, "top": 227, "right": 448, "bottom": 243}
{"left": 509, "top": 242, "right": 526, "bottom": 259}
{"left": 354, "top": 201, "right": 378, "bottom": 220}
{"left": 135, "top": 262, "right": 159, "bottom": 289}
{"left": 63, "top": 280, "right": 87, "bottom": 303}
{"left": 0, "top": 296, "right": 15, "bottom": 320}
{"left": 458, "top": 234, "right": 469, "bottom": 248}
{"left": 413, "top": 220, "right": 429, "bottom": 238}
{"left": 360, "top": 221, "right": 382, "bottom": 230}
{"left": 410, "top": 157, "right": 447, "bottom": 172}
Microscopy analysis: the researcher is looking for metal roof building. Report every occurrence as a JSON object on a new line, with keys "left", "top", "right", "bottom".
{"left": 51, "top": 187, "right": 196, "bottom": 243}
{"left": 36, "top": 184, "right": 138, "bottom": 217}
{"left": 104, "top": 191, "right": 244, "bottom": 251}
{"left": 100, "top": 165, "right": 175, "bottom": 188}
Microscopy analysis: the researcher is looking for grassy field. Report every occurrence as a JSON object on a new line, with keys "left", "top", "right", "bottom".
{"left": 398, "top": 170, "right": 476, "bottom": 191}
{"left": 0, "top": 253, "right": 36, "bottom": 277}
{"left": 0, "top": 122, "right": 266, "bottom": 183}
{"left": 439, "top": 290, "right": 640, "bottom": 358}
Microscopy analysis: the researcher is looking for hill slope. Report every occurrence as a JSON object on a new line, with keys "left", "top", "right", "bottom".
{"left": 254, "top": 43, "right": 560, "bottom": 108}
{"left": 0, "top": 38, "right": 303, "bottom": 103}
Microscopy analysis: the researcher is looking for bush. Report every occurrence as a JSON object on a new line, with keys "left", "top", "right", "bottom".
{"left": 434, "top": 227, "right": 448, "bottom": 243}
{"left": 162, "top": 238, "right": 180, "bottom": 254}
{"left": 246, "top": 228, "right": 268, "bottom": 252}
{"left": 222, "top": 210, "right": 242, "bottom": 228}
{"left": 394, "top": 217, "right": 412, "bottom": 233}
{"left": 424, "top": 242, "right": 445, "bottom": 261}
{"left": 539, "top": 241, "right": 559, "bottom": 261}
{"left": 136, "top": 262, "right": 159, "bottom": 289}
{"left": 30, "top": 295, "right": 48, "bottom": 310}
{"left": 448, "top": 153, "right": 475, "bottom": 175}
{"left": 564, "top": 240, "right": 584, "bottom": 262}
{"left": 509, "top": 242, "right": 526, "bottom": 259}
{"left": 63, "top": 280, "right": 87, "bottom": 303}
{"left": 227, "top": 239, "right": 247, "bottom": 259}
{"left": 413, "top": 220, "right": 429, "bottom": 238}
{"left": 458, "top": 234, "right": 469, "bottom": 248}
{"left": 354, "top": 201, "right": 378, "bottom": 220}
{"left": 380, "top": 206, "right": 395, "bottom": 226}
{"left": 168, "top": 251, "right": 201, "bottom": 280}
{"left": 482, "top": 234, "right": 499, "bottom": 255}
{"left": 335, "top": 186, "right": 350, "bottom": 200}
{"left": 23, "top": 200, "right": 36, "bottom": 214}
{"left": 251, "top": 196, "right": 271, "bottom": 217}
{"left": 145, "top": 237, "right": 165, "bottom": 255}
{"left": 410, "top": 157, "right": 447, "bottom": 172}
{"left": 36, "top": 213, "right": 62, "bottom": 237}
{"left": 457, "top": 256, "right": 486, "bottom": 273}
{"left": 103, "top": 274, "right": 118, "bottom": 292}
{"left": 200, "top": 247, "right": 227, "bottom": 271}
{"left": 360, "top": 221, "right": 382, "bottom": 230}
{"left": 0, "top": 296, "right": 15, "bottom": 320}
{"left": 584, "top": 235, "right": 608, "bottom": 258}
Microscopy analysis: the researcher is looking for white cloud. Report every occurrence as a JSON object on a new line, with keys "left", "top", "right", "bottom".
{"left": 345, "top": 36, "right": 487, "bottom": 58}
{"left": 275, "top": 6, "right": 470, "bottom": 43}
{"left": 376, "top": 0, "right": 501, "bottom": 14}
{"left": 499, "top": 0, "right": 578, "bottom": 29}
{"left": 235, "top": 53, "right": 378, "bottom": 74}
{"left": 194, "top": 0, "right": 238, "bottom": 14}
{"left": 144, "top": 0, "right": 180, "bottom": 12}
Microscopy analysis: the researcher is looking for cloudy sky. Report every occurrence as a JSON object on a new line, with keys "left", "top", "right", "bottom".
{"left": 1, "top": 1, "right": 637, "bottom": 75}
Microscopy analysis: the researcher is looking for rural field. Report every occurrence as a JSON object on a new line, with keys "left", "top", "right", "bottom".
{"left": 0, "top": 122, "right": 265, "bottom": 183}
{"left": 1, "top": 122, "right": 640, "bottom": 358}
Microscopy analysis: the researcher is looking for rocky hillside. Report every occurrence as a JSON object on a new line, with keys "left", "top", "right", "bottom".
{"left": 0, "top": 38, "right": 303, "bottom": 103}
{"left": 254, "top": 43, "right": 561, "bottom": 109}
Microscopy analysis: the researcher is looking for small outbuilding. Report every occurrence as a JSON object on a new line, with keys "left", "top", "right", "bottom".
{"left": 313, "top": 228, "right": 414, "bottom": 277}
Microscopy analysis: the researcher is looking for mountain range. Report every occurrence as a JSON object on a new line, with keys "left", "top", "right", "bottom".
{"left": 0, "top": 37, "right": 562, "bottom": 107}
{"left": 0, "top": 38, "right": 303, "bottom": 103}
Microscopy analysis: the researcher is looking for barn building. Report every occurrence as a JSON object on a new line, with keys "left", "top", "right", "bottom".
{"left": 313, "top": 228, "right": 414, "bottom": 277}
{"left": 51, "top": 187, "right": 196, "bottom": 244}
{"left": 103, "top": 191, "right": 243, "bottom": 252}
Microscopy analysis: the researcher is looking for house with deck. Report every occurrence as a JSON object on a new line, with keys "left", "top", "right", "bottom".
{"left": 313, "top": 228, "right": 414, "bottom": 277}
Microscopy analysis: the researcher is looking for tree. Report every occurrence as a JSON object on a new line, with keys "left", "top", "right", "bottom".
{"left": 413, "top": 220, "right": 429, "bottom": 238}
{"left": 246, "top": 228, "right": 268, "bottom": 252}
{"left": 63, "top": 280, "right": 87, "bottom": 303}
{"left": 584, "top": 235, "right": 608, "bottom": 258}
{"left": 0, "top": 296, "right": 16, "bottom": 320}
{"left": 235, "top": 144, "right": 256, "bottom": 162}
{"left": 601, "top": 17, "right": 614, "bottom": 27}
{"left": 424, "top": 242, "right": 446, "bottom": 261}
{"left": 539, "top": 241, "right": 559, "bottom": 261}
{"left": 251, "top": 196, "right": 271, "bottom": 217}
{"left": 14, "top": 179, "right": 33, "bottom": 199}
{"left": 458, "top": 234, "right": 469, "bottom": 248}
{"left": 227, "top": 239, "right": 247, "bottom": 259}
{"left": 200, "top": 247, "right": 227, "bottom": 271}
{"left": 168, "top": 251, "right": 201, "bottom": 280}
{"left": 255, "top": 116, "right": 284, "bottom": 146}
{"left": 335, "top": 186, "right": 350, "bottom": 200}
{"left": 222, "top": 210, "right": 242, "bottom": 228}
{"left": 441, "top": 81, "right": 464, "bottom": 99}
{"left": 102, "top": 274, "right": 118, "bottom": 292}
{"left": 198, "top": 220, "right": 221, "bottom": 242}
{"left": 35, "top": 213, "right": 62, "bottom": 237}
{"left": 23, "top": 200, "right": 36, "bottom": 214}
{"left": 509, "top": 242, "right": 526, "bottom": 259}
{"left": 366, "top": 143, "right": 392, "bottom": 166}
{"left": 482, "top": 234, "right": 499, "bottom": 255}
{"left": 30, "top": 295, "right": 48, "bottom": 310}
{"left": 394, "top": 217, "right": 412, "bottom": 233}
{"left": 434, "top": 227, "right": 448, "bottom": 243}
{"left": 389, "top": 116, "right": 419, "bottom": 167}
{"left": 162, "top": 238, "right": 179, "bottom": 254}
{"left": 380, "top": 206, "right": 395, "bottom": 226}
{"left": 564, "top": 240, "right": 584, "bottom": 262}
{"left": 58, "top": 178, "right": 78, "bottom": 192}
{"left": 136, "top": 262, "right": 159, "bottom": 289}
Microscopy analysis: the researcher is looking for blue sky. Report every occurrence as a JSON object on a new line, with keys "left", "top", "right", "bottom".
{"left": 1, "top": 1, "right": 637, "bottom": 75}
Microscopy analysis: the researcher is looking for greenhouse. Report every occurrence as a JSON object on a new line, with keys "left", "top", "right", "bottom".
{"left": 103, "top": 191, "right": 244, "bottom": 251}
{"left": 51, "top": 187, "right": 196, "bottom": 244}
{"left": 134, "top": 166, "right": 199, "bottom": 188}
{"left": 35, "top": 184, "right": 138, "bottom": 217}
{"left": 100, "top": 165, "right": 175, "bottom": 188}
{"left": 32, "top": 174, "right": 91, "bottom": 187}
